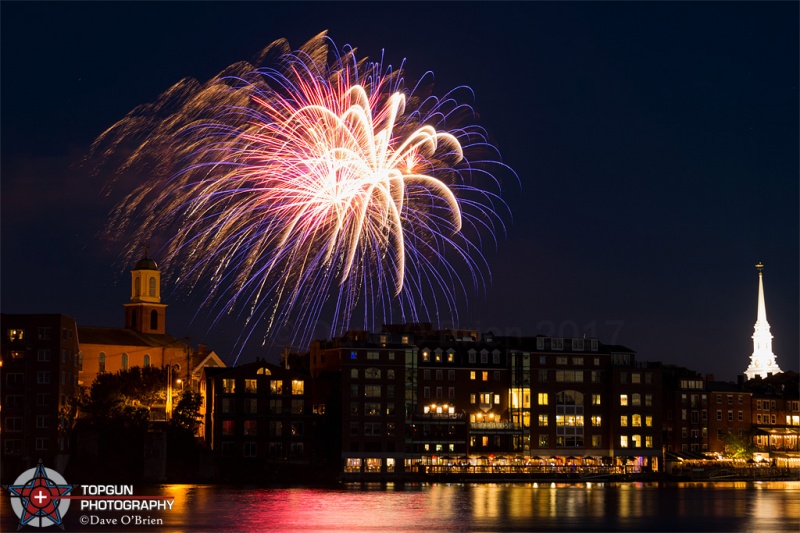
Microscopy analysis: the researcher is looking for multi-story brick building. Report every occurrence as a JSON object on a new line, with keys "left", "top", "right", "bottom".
{"left": 661, "top": 366, "right": 709, "bottom": 455}
{"left": 0, "top": 314, "right": 80, "bottom": 481}
{"left": 744, "top": 372, "right": 800, "bottom": 458}
{"left": 310, "top": 330, "right": 411, "bottom": 478}
{"left": 308, "top": 325, "right": 664, "bottom": 478}
{"left": 504, "top": 336, "right": 662, "bottom": 471}
{"left": 706, "top": 381, "right": 753, "bottom": 455}
{"left": 202, "top": 360, "right": 314, "bottom": 479}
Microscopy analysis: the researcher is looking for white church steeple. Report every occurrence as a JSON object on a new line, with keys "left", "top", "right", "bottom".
{"left": 744, "top": 262, "right": 782, "bottom": 379}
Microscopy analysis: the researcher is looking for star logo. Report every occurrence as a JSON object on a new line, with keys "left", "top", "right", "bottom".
{"left": 3, "top": 460, "right": 75, "bottom": 529}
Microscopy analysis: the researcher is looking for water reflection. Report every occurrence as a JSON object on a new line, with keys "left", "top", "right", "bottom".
{"left": 1, "top": 481, "right": 797, "bottom": 531}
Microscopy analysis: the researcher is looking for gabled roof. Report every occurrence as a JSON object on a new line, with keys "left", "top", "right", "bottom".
{"left": 77, "top": 326, "right": 184, "bottom": 348}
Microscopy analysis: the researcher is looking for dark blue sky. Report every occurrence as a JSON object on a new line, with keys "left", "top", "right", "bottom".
{"left": 2, "top": 2, "right": 797, "bottom": 380}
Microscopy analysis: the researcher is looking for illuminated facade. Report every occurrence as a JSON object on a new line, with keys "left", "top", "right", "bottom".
{"left": 744, "top": 263, "right": 782, "bottom": 380}
{"left": 78, "top": 252, "right": 222, "bottom": 391}
{"left": 506, "top": 336, "right": 662, "bottom": 471}
{"left": 706, "top": 382, "right": 753, "bottom": 455}
{"left": 309, "top": 326, "right": 664, "bottom": 478}
{"left": 744, "top": 372, "right": 800, "bottom": 459}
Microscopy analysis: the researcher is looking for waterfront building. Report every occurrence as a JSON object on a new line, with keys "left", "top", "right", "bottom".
{"left": 706, "top": 381, "right": 753, "bottom": 455}
{"left": 0, "top": 314, "right": 80, "bottom": 480}
{"left": 202, "top": 360, "right": 314, "bottom": 478}
{"left": 744, "top": 371, "right": 800, "bottom": 460}
{"left": 308, "top": 325, "right": 664, "bottom": 478}
{"left": 310, "top": 330, "right": 411, "bottom": 478}
{"left": 744, "top": 263, "right": 782, "bottom": 380}
{"left": 505, "top": 336, "right": 662, "bottom": 472}
{"left": 661, "top": 366, "right": 710, "bottom": 455}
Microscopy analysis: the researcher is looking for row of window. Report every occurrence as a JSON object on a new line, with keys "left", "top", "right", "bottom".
{"left": 221, "top": 420, "right": 304, "bottom": 437}
{"left": 350, "top": 422, "right": 397, "bottom": 436}
{"left": 533, "top": 434, "right": 654, "bottom": 448}
{"left": 4, "top": 393, "right": 68, "bottom": 408}
{"left": 220, "top": 378, "right": 304, "bottom": 395}
{"left": 350, "top": 402, "right": 397, "bottom": 416}
{"left": 344, "top": 457, "right": 394, "bottom": 473}
{"left": 5, "top": 371, "right": 77, "bottom": 387}
{"left": 352, "top": 368, "right": 395, "bottom": 380}
{"left": 2, "top": 415, "right": 69, "bottom": 430}
{"left": 6, "top": 327, "right": 75, "bottom": 342}
{"left": 220, "top": 398, "right": 305, "bottom": 414}
{"left": 4, "top": 437, "right": 63, "bottom": 453}
{"left": 220, "top": 441, "right": 304, "bottom": 458}
{"left": 96, "top": 352, "right": 150, "bottom": 373}
{"left": 349, "top": 351, "right": 398, "bottom": 361}
{"left": 350, "top": 385, "right": 389, "bottom": 398}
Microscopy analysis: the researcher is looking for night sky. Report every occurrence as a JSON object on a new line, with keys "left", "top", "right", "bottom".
{"left": 2, "top": 2, "right": 797, "bottom": 381}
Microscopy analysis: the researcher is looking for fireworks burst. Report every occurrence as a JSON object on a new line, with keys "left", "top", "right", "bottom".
{"left": 92, "top": 32, "right": 514, "bottom": 360}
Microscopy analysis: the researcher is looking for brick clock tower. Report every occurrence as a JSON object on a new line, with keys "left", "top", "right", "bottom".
{"left": 124, "top": 250, "right": 167, "bottom": 335}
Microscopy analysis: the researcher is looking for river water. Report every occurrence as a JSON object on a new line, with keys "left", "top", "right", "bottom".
{"left": 3, "top": 481, "right": 798, "bottom": 531}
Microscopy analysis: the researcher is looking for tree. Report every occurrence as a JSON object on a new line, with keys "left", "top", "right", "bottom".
{"left": 79, "top": 366, "right": 168, "bottom": 429}
{"left": 722, "top": 429, "right": 758, "bottom": 459}
{"left": 170, "top": 391, "right": 202, "bottom": 435}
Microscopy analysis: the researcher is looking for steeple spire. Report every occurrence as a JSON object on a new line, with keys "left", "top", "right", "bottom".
{"left": 744, "top": 262, "right": 782, "bottom": 379}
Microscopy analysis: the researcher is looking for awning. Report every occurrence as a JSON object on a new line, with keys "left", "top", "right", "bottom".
{"left": 756, "top": 426, "right": 800, "bottom": 436}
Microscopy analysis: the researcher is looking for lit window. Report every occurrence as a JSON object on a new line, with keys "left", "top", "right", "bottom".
{"left": 645, "top": 416, "right": 653, "bottom": 427}
{"left": 470, "top": 371, "right": 476, "bottom": 380}
{"left": 632, "top": 373, "right": 641, "bottom": 384}
{"left": 270, "top": 380, "right": 282, "bottom": 394}
{"left": 222, "top": 421, "right": 235, "bottom": 436}
{"left": 620, "top": 416, "right": 628, "bottom": 427}
{"left": 538, "top": 414, "right": 548, "bottom": 426}
{"left": 620, "top": 435, "right": 628, "bottom": 448}
{"left": 632, "top": 394, "right": 641, "bottom": 406}
{"left": 538, "top": 393, "right": 548, "bottom": 405}
{"left": 620, "top": 394, "right": 628, "bottom": 406}
{"left": 631, "top": 434, "right": 641, "bottom": 448}
{"left": 632, "top": 414, "right": 641, "bottom": 427}
{"left": 8, "top": 329, "right": 24, "bottom": 341}
{"left": 591, "top": 415, "right": 602, "bottom": 426}
{"left": 645, "top": 436, "right": 653, "bottom": 448}
{"left": 592, "top": 394, "right": 601, "bottom": 405}
{"left": 223, "top": 379, "right": 236, "bottom": 394}
{"left": 482, "top": 372, "right": 488, "bottom": 381}
{"left": 245, "top": 379, "right": 257, "bottom": 393}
